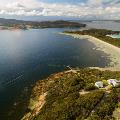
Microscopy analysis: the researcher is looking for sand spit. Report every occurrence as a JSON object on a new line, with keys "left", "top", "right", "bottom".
{"left": 60, "top": 33, "right": 120, "bottom": 71}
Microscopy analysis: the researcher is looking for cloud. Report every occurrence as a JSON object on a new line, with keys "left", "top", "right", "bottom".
{"left": 0, "top": 0, "right": 119, "bottom": 19}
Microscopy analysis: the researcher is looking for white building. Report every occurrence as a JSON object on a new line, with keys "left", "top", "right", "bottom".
{"left": 107, "top": 79, "right": 120, "bottom": 87}
{"left": 95, "top": 81, "right": 103, "bottom": 88}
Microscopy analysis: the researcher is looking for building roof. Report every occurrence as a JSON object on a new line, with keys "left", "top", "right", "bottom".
{"left": 95, "top": 81, "right": 103, "bottom": 88}
{"left": 107, "top": 79, "right": 119, "bottom": 83}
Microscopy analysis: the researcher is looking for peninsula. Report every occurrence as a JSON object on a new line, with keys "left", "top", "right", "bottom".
{"left": 64, "top": 29, "right": 120, "bottom": 47}
{"left": 18, "top": 68, "right": 120, "bottom": 120}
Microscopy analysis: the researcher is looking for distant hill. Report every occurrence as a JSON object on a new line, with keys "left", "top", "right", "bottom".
{"left": 0, "top": 18, "right": 86, "bottom": 29}
{"left": 0, "top": 18, "right": 26, "bottom": 24}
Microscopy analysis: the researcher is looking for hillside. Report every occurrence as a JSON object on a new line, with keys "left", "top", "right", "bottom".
{"left": 19, "top": 68, "right": 120, "bottom": 120}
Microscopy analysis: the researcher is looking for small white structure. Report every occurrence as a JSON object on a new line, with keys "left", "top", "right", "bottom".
{"left": 95, "top": 81, "right": 103, "bottom": 88}
{"left": 107, "top": 79, "right": 120, "bottom": 87}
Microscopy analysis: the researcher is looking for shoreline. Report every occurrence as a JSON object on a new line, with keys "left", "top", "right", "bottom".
{"left": 60, "top": 32, "right": 120, "bottom": 71}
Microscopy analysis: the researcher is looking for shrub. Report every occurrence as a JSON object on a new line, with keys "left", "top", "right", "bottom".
{"left": 84, "top": 83, "right": 98, "bottom": 91}
{"left": 102, "top": 80, "right": 108, "bottom": 86}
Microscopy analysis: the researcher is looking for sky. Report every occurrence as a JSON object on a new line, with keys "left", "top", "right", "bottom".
{"left": 0, "top": 0, "right": 120, "bottom": 20}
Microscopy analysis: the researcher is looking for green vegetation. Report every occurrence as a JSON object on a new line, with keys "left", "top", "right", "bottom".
{"left": 88, "top": 88, "right": 120, "bottom": 120}
{"left": 20, "top": 68, "right": 120, "bottom": 120}
{"left": 84, "top": 83, "right": 98, "bottom": 91}
{"left": 64, "top": 29, "right": 120, "bottom": 47}
{"left": 102, "top": 80, "right": 109, "bottom": 86}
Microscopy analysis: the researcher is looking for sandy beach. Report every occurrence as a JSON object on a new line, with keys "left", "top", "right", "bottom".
{"left": 60, "top": 33, "right": 120, "bottom": 71}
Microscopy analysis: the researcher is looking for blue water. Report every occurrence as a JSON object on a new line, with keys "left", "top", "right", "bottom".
{"left": 0, "top": 28, "right": 109, "bottom": 117}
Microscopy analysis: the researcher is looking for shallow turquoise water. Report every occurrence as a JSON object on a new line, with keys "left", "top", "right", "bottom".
{"left": 110, "top": 34, "right": 120, "bottom": 38}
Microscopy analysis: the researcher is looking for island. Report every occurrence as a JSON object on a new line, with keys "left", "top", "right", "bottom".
{"left": 0, "top": 18, "right": 86, "bottom": 30}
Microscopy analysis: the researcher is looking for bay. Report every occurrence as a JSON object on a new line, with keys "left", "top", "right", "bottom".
{"left": 0, "top": 28, "right": 108, "bottom": 118}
